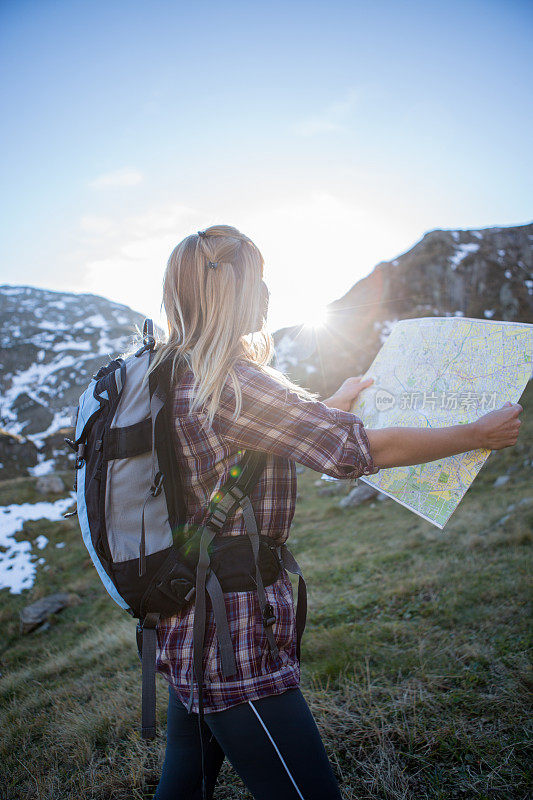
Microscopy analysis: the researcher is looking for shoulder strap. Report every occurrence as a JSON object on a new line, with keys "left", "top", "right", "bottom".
{"left": 277, "top": 545, "right": 307, "bottom": 662}
{"left": 140, "top": 611, "right": 160, "bottom": 739}
{"left": 148, "top": 346, "right": 188, "bottom": 544}
{"left": 186, "top": 447, "right": 268, "bottom": 800}
{"left": 206, "top": 450, "right": 267, "bottom": 531}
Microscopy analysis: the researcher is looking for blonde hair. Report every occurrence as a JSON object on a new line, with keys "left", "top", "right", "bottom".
{"left": 143, "top": 224, "right": 318, "bottom": 427}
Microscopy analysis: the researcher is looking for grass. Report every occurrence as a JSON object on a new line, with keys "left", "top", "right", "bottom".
{"left": 0, "top": 383, "right": 531, "bottom": 799}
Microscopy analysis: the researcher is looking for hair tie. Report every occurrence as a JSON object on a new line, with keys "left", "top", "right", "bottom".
{"left": 207, "top": 261, "right": 219, "bottom": 270}
{"left": 197, "top": 230, "right": 207, "bottom": 238}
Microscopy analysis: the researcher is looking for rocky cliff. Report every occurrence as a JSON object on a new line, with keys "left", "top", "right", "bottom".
{"left": 273, "top": 222, "right": 533, "bottom": 395}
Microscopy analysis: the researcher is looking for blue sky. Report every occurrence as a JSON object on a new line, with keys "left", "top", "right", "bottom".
{"left": 1, "top": 0, "right": 532, "bottom": 331}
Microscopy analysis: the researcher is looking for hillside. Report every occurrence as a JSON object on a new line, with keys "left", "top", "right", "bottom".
{"left": 0, "top": 222, "right": 531, "bottom": 798}
{"left": 274, "top": 222, "right": 533, "bottom": 394}
{"left": 0, "top": 286, "right": 146, "bottom": 477}
{"left": 0, "top": 381, "right": 531, "bottom": 799}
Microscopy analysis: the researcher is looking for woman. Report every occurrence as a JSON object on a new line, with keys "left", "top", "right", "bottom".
{"left": 149, "top": 225, "right": 522, "bottom": 800}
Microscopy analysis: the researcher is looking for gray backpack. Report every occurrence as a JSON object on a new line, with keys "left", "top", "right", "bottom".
{"left": 66, "top": 320, "right": 308, "bottom": 752}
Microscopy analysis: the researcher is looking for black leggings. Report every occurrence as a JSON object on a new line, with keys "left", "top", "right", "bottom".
{"left": 153, "top": 684, "right": 343, "bottom": 800}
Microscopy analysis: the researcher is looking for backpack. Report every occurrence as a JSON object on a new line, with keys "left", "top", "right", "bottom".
{"left": 65, "top": 319, "right": 308, "bottom": 747}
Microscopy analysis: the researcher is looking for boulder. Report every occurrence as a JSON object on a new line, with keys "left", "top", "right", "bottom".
{"left": 35, "top": 473, "right": 65, "bottom": 494}
{"left": 0, "top": 429, "right": 39, "bottom": 478}
{"left": 19, "top": 592, "right": 80, "bottom": 634}
{"left": 493, "top": 475, "right": 509, "bottom": 488}
{"left": 339, "top": 482, "right": 379, "bottom": 508}
{"left": 41, "top": 427, "right": 76, "bottom": 472}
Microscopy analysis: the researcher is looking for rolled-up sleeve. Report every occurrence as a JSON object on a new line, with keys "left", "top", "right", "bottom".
{"left": 211, "top": 361, "right": 380, "bottom": 480}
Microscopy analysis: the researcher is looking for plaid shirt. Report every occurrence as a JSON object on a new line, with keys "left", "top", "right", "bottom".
{"left": 155, "top": 358, "right": 378, "bottom": 713}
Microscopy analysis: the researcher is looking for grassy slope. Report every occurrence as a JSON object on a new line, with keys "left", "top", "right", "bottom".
{"left": 0, "top": 383, "right": 531, "bottom": 800}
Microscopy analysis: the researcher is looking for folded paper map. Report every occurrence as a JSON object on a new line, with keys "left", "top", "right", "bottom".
{"left": 350, "top": 317, "right": 533, "bottom": 529}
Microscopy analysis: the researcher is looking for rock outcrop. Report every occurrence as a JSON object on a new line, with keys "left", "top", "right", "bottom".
{"left": 273, "top": 222, "right": 533, "bottom": 395}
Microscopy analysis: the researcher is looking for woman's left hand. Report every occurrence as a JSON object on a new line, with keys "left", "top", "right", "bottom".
{"left": 322, "top": 375, "right": 375, "bottom": 412}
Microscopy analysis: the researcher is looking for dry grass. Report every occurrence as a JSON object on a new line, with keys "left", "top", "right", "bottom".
{"left": 1, "top": 383, "right": 531, "bottom": 799}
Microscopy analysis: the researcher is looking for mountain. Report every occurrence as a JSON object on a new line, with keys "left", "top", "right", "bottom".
{"left": 1, "top": 221, "right": 532, "bottom": 476}
{"left": 273, "top": 221, "right": 533, "bottom": 395}
{"left": 0, "top": 286, "right": 146, "bottom": 476}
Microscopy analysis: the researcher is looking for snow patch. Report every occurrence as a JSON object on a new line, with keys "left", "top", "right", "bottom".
{"left": 27, "top": 410, "right": 74, "bottom": 448}
{"left": 28, "top": 458, "right": 56, "bottom": 477}
{"left": 74, "top": 313, "right": 109, "bottom": 330}
{"left": 484, "top": 309, "right": 495, "bottom": 318}
{"left": 51, "top": 340, "right": 92, "bottom": 352}
{"left": 2, "top": 355, "right": 77, "bottom": 409}
{"left": 1, "top": 286, "right": 25, "bottom": 296}
{"left": 35, "top": 535, "right": 49, "bottom": 549}
{"left": 449, "top": 243, "right": 480, "bottom": 271}
{"left": 0, "top": 495, "right": 74, "bottom": 593}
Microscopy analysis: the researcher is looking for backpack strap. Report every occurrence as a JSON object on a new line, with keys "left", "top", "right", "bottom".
{"left": 137, "top": 326, "right": 189, "bottom": 741}
{"left": 186, "top": 450, "right": 268, "bottom": 701}
{"left": 139, "top": 338, "right": 189, "bottom": 575}
{"left": 186, "top": 449, "right": 268, "bottom": 800}
{"left": 147, "top": 346, "right": 188, "bottom": 545}
{"left": 277, "top": 545, "right": 307, "bottom": 662}
{"left": 138, "top": 387, "right": 165, "bottom": 577}
{"left": 205, "top": 570, "right": 237, "bottom": 677}
{"left": 140, "top": 611, "right": 161, "bottom": 739}
{"left": 231, "top": 487, "right": 279, "bottom": 657}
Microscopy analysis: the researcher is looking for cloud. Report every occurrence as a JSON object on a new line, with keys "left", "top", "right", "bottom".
{"left": 65, "top": 188, "right": 409, "bottom": 333}
{"left": 72, "top": 201, "right": 200, "bottom": 321}
{"left": 291, "top": 89, "right": 359, "bottom": 137}
{"left": 88, "top": 168, "right": 144, "bottom": 189}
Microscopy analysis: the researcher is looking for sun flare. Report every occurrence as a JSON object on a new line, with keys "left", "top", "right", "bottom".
{"left": 301, "top": 305, "right": 329, "bottom": 328}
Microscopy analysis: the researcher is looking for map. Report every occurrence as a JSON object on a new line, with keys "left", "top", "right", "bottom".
{"left": 350, "top": 317, "right": 533, "bottom": 529}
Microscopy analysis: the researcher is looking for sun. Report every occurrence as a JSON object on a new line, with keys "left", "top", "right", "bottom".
{"left": 301, "top": 304, "right": 329, "bottom": 329}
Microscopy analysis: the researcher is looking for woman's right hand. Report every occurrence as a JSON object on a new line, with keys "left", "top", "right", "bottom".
{"left": 472, "top": 402, "right": 523, "bottom": 450}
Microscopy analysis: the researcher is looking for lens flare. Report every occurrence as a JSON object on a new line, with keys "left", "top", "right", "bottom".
{"left": 302, "top": 305, "right": 329, "bottom": 328}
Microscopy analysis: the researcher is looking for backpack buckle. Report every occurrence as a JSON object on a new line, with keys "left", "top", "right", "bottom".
{"left": 170, "top": 578, "right": 195, "bottom": 603}
{"left": 150, "top": 472, "right": 164, "bottom": 497}
{"left": 262, "top": 602, "right": 276, "bottom": 628}
{"left": 134, "top": 337, "right": 156, "bottom": 358}
{"left": 75, "top": 443, "right": 85, "bottom": 469}
{"left": 215, "top": 492, "right": 236, "bottom": 515}
{"left": 228, "top": 486, "right": 244, "bottom": 502}
{"left": 206, "top": 509, "right": 226, "bottom": 531}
